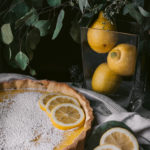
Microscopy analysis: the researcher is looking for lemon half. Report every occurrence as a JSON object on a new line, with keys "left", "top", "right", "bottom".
{"left": 100, "top": 127, "right": 139, "bottom": 150}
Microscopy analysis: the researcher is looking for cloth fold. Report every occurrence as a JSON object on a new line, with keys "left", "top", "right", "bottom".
{"left": 0, "top": 73, "right": 150, "bottom": 146}
{"left": 75, "top": 87, "right": 150, "bottom": 145}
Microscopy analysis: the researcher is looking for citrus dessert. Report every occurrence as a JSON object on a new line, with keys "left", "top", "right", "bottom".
{"left": 91, "top": 63, "right": 121, "bottom": 94}
{"left": 87, "top": 11, "right": 117, "bottom": 53}
{"left": 107, "top": 43, "right": 137, "bottom": 76}
{"left": 0, "top": 79, "right": 93, "bottom": 150}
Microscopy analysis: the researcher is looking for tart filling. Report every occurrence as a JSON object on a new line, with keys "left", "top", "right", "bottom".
{"left": 0, "top": 91, "right": 64, "bottom": 150}
{"left": 0, "top": 79, "right": 94, "bottom": 150}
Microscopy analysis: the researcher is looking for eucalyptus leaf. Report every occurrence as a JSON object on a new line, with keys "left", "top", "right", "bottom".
{"left": 52, "top": 9, "right": 65, "bottom": 40}
{"left": 70, "top": 20, "right": 80, "bottom": 44}
{"left": 27, "top": 28, "right": 40, "bottom": 50}
{"left": 123, "top": 3, "right": 134, "bottom": 15}
{"left": 47, "top": 0, "right": 61, "bottom": 7}
{"left": 1, "top": 23, "right": 14, "bottom": 45}
{"left": 15, "top": 51, "right": 29, "bottom": 70}
{"left": 133, "top": 0, "right": 144, "bottom": 7}
{"left": 15, "top": 8, "right": 38, "bottom": 28}
{"left": 123, "top": 3, "right": 143, "bottom": 24}
{"left": 9, "top": 47, "right": 12, "bottom": 60}
{"left": 79, "top": 0, "right": 90, "bottom": 13}
{"left": 33, "top": 20, "right": 50, "bottom": 37}
{"left": 138, "top": 6, "right": 150, "bottom": 17}
{"left": 29, "top": 68, "right": 36, "bottom": 76}
{"left": 3, "top": 45, "right": 12, "bottom": 63}
{"left": 26, "top": 8, "right": 39, "bottom": 26}
{"left": 129, "top": 8, "right": 143, "bottom": 24}
{"left": 79, "top": 0, "right": 84, "bottom": 13}
{"left": 13, "top": 0, "right": 29, "bottom": 19}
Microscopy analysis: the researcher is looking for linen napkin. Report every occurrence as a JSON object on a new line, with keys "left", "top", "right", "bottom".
{"left": 0, "top": 73, "right": 150, "bottom": 147}
{"left": 75, "top": 87, "right": 150, "bottom": 147}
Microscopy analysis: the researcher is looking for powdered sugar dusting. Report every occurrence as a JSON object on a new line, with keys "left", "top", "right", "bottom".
{"left": 0, "top": 92, "right": 64, "bottom": 150}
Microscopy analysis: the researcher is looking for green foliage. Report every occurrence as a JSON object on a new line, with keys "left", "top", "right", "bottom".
{"left": 27, "top": 28, "right": 40, "bottom": 50}
{"left": 29, "top": 67, "right": 36, "bottom": 76}
{"left": 138, "top": 6, "right": 150, "bottom": 17}
{"left": 52, "top": 9, "right": 65, "bottom": 40}
{"left": 15, "top": 51, "right": 29, "bottom": 70}
{"left": 123, "top": 3, "right": 143, "bottom": 24}
{"left": 47, "top": 0, "right": 61, "bottom": 7}
{"left": 1, "top": 24, "right": 14, "bottom": 45}
{"left": 70, "top": 19, "right": 81, "bottom": 44}
{"left": 33, "top": 20, "right": 50, "bottom": 37}
{"left": 25, "top": 8, "right": 39, "bottom": 26}
{"left": 8, "top": 47, "right": 12, "bottom": 60}
{"left": 78, "top": 0, "right": 90, "bottom": 13}
{"left": 13, "top": 0, "right": 29, "bottom": 19}
{"left": 0, "top": 0, "right": 150, "bottom": 75}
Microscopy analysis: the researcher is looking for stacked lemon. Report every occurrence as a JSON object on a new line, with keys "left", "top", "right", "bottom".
{"left": 39, "top": 93, "right": 85, "bottom": 130}
{"left": 94, "top": 127, "right": 139, "bottom": 150}
{"left": 88, "top": 11, "right": 137, "bottom": 94}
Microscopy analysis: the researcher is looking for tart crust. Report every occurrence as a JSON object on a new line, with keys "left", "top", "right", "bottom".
{"left": 0, "top": 79, "right": 94, "bottom": 150}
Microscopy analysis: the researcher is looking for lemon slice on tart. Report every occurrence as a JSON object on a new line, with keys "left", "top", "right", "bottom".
{"left": 50, "top": 103, "right": 85, "bottom": 130}
{"left": 46, "top": 95, "right": 80, "bottom": 117}
{"left": 38, "top": 93, "right": 60, "bottom": 111}
{"left": 100, "top": 127, "right": 139, "bottom": 150}
{"left": 94, "top": 144, "right": 121, "bottom": 150}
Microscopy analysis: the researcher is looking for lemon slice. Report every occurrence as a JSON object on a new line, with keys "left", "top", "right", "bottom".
{"left": 94, "top": 144, "right": 121, "bottom": 150}
{"left": 46, "top": 95, "right": 80, "bottom": 115}
{"left": 50, "top": 103, "right": 85, "bottom": 130}
{"left": 39, "top": 93, "right": 60, "bottom": 111}
{"left": 100, "top": 127, "right": 139, "bottom": 150}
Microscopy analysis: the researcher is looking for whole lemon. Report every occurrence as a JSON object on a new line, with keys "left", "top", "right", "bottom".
{"left": 91, "top": 63, "right": 121, "bottom": 94}
{"left": 87, "top": 11, "right": 117, "bottom": 53}
{"left": 107, "top": 44, "right": 137, "bottom": 76}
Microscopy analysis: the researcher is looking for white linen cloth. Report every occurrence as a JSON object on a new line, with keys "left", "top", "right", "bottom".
{"left": 0, "top": 73, "right": 150, "bottom": 146}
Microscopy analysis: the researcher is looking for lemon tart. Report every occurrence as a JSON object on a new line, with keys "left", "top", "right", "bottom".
{"left": 0, "top": 79, "right": 94, "bottom": 150}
